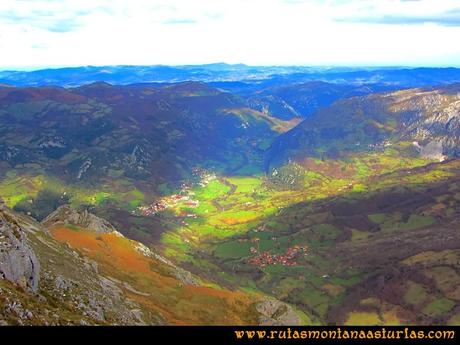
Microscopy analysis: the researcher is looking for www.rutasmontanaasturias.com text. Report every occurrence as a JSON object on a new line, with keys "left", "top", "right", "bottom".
{"left": 234, "top": 327, "right": 456, "bottom": 341}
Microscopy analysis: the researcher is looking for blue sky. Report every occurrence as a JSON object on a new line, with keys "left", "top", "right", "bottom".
{"left": 1, "top": 0, "right": 460, "bottom": 69}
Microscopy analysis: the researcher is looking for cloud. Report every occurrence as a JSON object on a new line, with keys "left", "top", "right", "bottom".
{"left": 315, "top": 0, "right": 460, "bottom": 27}
{"left": 162, "top": 18, "right": 197, "bottom": 25}
{"left": 0, "top": 1, "right": 93, "bottom": 33}
{"left": 335, "top": 6, "right": 460, "bottom": 27}
{"left": 280, "top": 0, "right": 460, "bottom": 27}
{"left": 0, "top": 0, "right": 225, "bottom": 28}
{"left": 0, "top": 0, "right": 460, "bottom": 67}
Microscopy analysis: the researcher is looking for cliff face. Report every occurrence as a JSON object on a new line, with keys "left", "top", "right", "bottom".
{"left": 0, "top": 208, "right": 40, "bottom": 293}
{"left": 388, "top": 87, "right": 460, "bottom": 157}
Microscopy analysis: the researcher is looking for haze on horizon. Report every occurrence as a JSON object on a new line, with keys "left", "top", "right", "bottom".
{"left": 1, "top": 0, "right": 460, "bottom": 70}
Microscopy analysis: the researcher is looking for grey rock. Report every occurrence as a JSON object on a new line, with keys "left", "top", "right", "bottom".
{"left": 54, "top": 275, "right": 73, "bottom": 292}
{"left": 419, "top": 140, "right": 447, "bottom": 161}
{"left": 256, "top": 299, "right": 301, "bottom": 326}
{"left": 0, "top": 210, "right": 40, "bottom": 293}
{"left": 171, "top": 267, "right": 199, "bottom": 286}
{"left": 42, "top": 205, "right": 116, "bottom": 233}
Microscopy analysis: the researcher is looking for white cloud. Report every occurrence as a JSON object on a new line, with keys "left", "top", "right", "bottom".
{"left": 0, "top": 0, "right": 459, "bottom": 68}
{"left": 326, "top": 0, "right": 460, "bottom": 26}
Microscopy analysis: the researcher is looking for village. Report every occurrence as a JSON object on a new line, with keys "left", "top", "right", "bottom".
{"left": 137, "top": 167, "right": 217, "bottom": 217}
{"left": 136, "top": 167, "right": 309, "bottom": 269}
{"left": 248, "top": 244, "right": 308, "bottom": 268}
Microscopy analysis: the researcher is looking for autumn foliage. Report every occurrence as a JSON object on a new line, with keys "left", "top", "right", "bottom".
{"left": 50, "top": 226, "right": 259, "bottom": 325}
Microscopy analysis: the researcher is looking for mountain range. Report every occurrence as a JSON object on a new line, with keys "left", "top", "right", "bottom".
{"left": 2, "top": 64, "right": 460, "bottom": 88}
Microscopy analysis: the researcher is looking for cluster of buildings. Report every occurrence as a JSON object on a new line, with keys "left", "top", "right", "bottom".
{"left": 138, "top": 167, "right": 215, "bottom": 217}
{"left": 252, "top": 224, "right": 268, "bottom": 233}
{"left": 248, "top": 245, "right": 308, "bottom": 268}
{"left": 178, "top": 210, "right": 198, "bottom": 219}
{"left": 192, "top": 167, "right": 217, "bottom": 187}
{"left": 138, "top": 192, "right": 201, "bottom": 217}
{"left": 138, "top": 200, "right": 168, "bottom": 216}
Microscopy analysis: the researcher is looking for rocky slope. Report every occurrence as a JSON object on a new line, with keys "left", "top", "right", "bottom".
{"left": 0, "top": 204, "right": 300, "bottom": 325}
{"left": 1, "top": 205, "right": 147, "bottom": 325}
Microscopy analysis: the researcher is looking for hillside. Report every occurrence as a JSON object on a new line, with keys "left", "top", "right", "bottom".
{"left": 0, "top": 82, "right": 293, "bottom": 194}
{"left": 266, "top": 85, "right": 460, "bottom": 171}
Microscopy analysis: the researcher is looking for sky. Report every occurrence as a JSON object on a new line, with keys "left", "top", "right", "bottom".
{"left": 1, "top": 0, "right": 460, "bottom": 69}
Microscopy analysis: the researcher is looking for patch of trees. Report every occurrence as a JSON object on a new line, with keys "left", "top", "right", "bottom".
{"left": 14, "top": 189, "right": 70, "bottom": 221}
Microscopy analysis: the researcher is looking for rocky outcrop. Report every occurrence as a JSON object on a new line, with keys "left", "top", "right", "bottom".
{"left": 42, "top": 205, "right": 200, "bottom": 288}
{"left": 42, "top": 205, "right": 116, "bottom": 233}
{"left": 394, "top": 89, "right": 460, "bottom": 157}
{"left": 0, "top": 209, "right": 40, "bottom": 293}
{"left": 256, "top": 299, "right": 301, "bottom": 326}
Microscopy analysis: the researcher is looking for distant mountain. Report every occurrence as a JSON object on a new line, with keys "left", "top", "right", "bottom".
{"left": 265, "top": 84, "right": 460, "bottom": 171}
{"left": 2, "top": 65, "right": 460, "bottom": 88}
{"left": 0, "top": 64, "right": 311, "bottom": 87}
